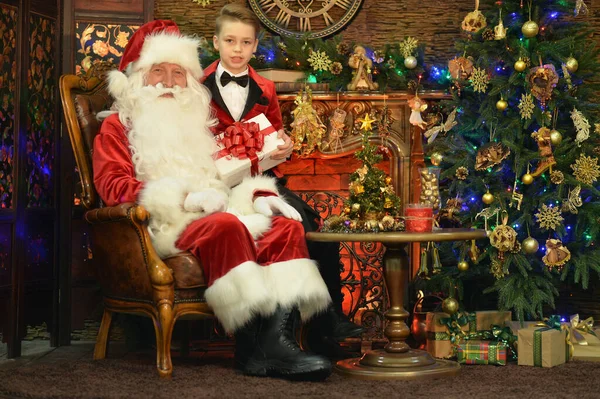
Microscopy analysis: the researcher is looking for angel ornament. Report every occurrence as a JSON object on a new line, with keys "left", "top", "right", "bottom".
{"left": 561, "top": 185, "right": 582, "bottom": 214}
{"left": 408, "top": 95, "right": 428, "bottom": 129}
{"left": 290, "top": 87, "right": 327, "bottom": 156}
{"left": 347, "top": 45, "right": 378, "bottom": 91}
{"left": 424, "top": 108, "right": 458, "bottom": 144}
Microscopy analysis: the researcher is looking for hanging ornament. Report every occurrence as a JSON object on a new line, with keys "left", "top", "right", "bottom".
{"left": 482, "top": 190, "right": 495, "bottom": 205}
{"left": 565, "top": 57, "right": 579, "bottom": 73}
{"left": 521, "top": 20, "right": 539, "bottom": 38}
{"left": 423, "top": 108, "right": 458, "bottom": 144}
{"left": 290, "top": 86, "right": 327, "bottom": 156}
{"left": 561, "top": 185, "right": 583, "bottom": 214}
{"left": 530, "top": 127, "right": 557, "bottom": 177}
{"left": 550, "top": 170, "right": 565, "bottom": 185}
{"left": 489, "top": 211, "right": 518, "bottom": 259}
{"left": 509, "top": 178, "right": 524, "bottom": 211}
{"left": 448, "top": 57, "right": 474, "bottom": 80}
{"left": 522, "top": 173, "right": 534, "bottom": 185}
{"left": 571, "top": 108, "right": 590, "bottom": 146}
{"left": 575, "top": 0, "right": 589, "bottom": 16}
{"left": 550, "top": 129, "right": 562, "bottom": 146}
{"left": 455, "top": 166, "right": 469, "bottom": 180}
{"left": 437, "top": 198, "right": 463, "bottom": 228}
{"left": 571, "top": 154, "right": 600, "bottom": 185}
{"left": 475, "top": 142, "right": 511, "bottom": 170}
{"left": 418, "top": 244, "right": 430, "bottom": 279}
{"left": 514, "top": 58, "right": 527, "bottom": 72}
{"left": 430, "top": 152, "right": 443, "bottom": 166}
{"left": 470, "top": 67, "right": 489, "bottom": 93}
{"left": 535, "top": 204, "right": 564, "bottom": 231}
{"left": 408, "top": 95, "right": 428, "bottom": 129}
{"left": 442, "top": 297, "right": 460, "bottom": 315}
{"left": 457, "top": 260, "right": 469, "bottom": 272}
{"left": 527, "top": 64, "right": 559, "bottom": 108}
{"left": 431, "top": 243, "right": 442, "bottom": 274}
{"left": 518, "top": 93, "right": 535, "bottom": 120}
{"left": 476, "top": 206, "right": 500, "bottom": 233}
{"left": 494, "top": 9, "right": 508, "bottom": 40}
{"left": 542, "top": 239, "right": 571, "bottom": 270}
{"left": 404, "top": 55, "right": 418, "bottom": 69}
{"left": 462, "top": 0, "right": 487, "bottom": 33}
{"left": 522, "top": 236, "right": 539, "bottom": 254}
{"left": 324, "top": 107, "right": 347, "bottom": 152}
{"left": 496, "top": 98, "right": 508, "bottom": 111}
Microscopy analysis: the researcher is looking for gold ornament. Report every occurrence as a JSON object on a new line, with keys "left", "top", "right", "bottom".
{"left": 384, "top": 198, "right": 394, "bottom": 209}
{"left": 351, "top": 203, "right": 361, "bottom": 212}
{"left": 470, "top": 67, "right": 489, "bottom": 93}
{"left": 571, "top": 154, "right": 600, "bottom": 185}
{"left": 461, "top": 1, "right": 487, "bottom": 33}
{"left": 522, "top": 236, "right": 539, "bottom": 254}
{"left": 448, "top": 57, "right": 474, "bottom": 80}
{"left": 493, "top": 9, "right": 507, "bottom": 40}
{"left": 490, "top": 258, "right": 507, "bottom": 279}
{"left": 290, "top": 86, "right": 327, "bottom": 156}
{"left": 565, "top": 57, "right": 579, "bottom": 73}
{"left": 542, "top": 239, "right": 571, "bottom": 270}
{"left": 457, "top": 261, "right": 469, "bottom": 272}
{"left": 430, "top": 152, "right": 443, "bottom": 166}
{"left": 404, "top": 55, "right": 418, "bottom": 69}
{"left": 522, "top": 173, "right": 534, "bottom": 185}
{"left": 385, "top": 176, "right": 392, "bottom": 185}
{"left": 482, "top": 191, "right": 494, "bottom": 205}
{"left": 521, "top": 20, "right": 539, "bottom": 38}
{"left": 475, "top": 142, "right": 511, "bottom": 170}
{"left": 571, "top": 108, "right": 590, "bottom": 146}
{"left": 399, "top": 37, "right": 418, "bottom": 59}
{"left": 489, "top": 224, "right": 517, "bottom": 254}
{"left": 527, "top": 64, "right": 559, "bottom": 108}
{"left": 496, "top": 99, "right": 508, "bottom": 111}
{"left": 455, "top": 166, "right": 469, "bottom": 180}
{"left": 550, "top": 130, "right": 562, "bottom": 145}
{"left": 482, "top": 29, "right": 495, "bottom": 41}
{"left": 550, "top": 170, "right": 564, "bottom": 185}
{"left": 354, "top": 183, "right": 365, "bottom": 195}
{"left": 514, "top": 59, "right": 527, "bottom": 72}
{"left": 419, "top": 168, "right": 441, "bottom": 210}
{"left": 535, "top": 204, "right": 564, "bottom": 230}
{"left": 561, "top": 185, "right": 582, "bottom": 214}
{"left": 344, "top": 206, "right": 351, "bottom": 214}
{"left": 358, "top": 113, "right": 376, "bottom": 131}
{"left": 518, "top": 93, "right": 535, "bottom": 120}
{"left": 442, "top": 297, "right": 460, "bottom": 315}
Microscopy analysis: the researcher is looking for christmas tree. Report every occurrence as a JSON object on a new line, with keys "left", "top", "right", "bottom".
{"left": 419, "top": 0, "right": 600, "bottom": 320}
{"left": 322, "top": 113, "right": 404, "bottom": 233}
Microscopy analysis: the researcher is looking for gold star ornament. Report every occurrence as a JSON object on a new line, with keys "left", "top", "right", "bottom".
{"left": 358, "top": 113, "right": 376, "bottom": 131}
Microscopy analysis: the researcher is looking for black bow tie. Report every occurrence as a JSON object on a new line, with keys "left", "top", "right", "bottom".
{"left": 220, "top": 71, "right": 249, "bottom": 88}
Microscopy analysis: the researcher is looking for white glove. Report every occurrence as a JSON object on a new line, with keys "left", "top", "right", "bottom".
{"left": 253, "top": 196, "right": 302, "bottom": 221}
{"left": 183, "top": 189, "right": 228, "bottom": 215}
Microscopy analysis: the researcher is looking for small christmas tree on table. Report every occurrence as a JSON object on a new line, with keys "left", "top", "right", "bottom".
{"left": 322, "top": 113, "right": 404, "bottom": 233}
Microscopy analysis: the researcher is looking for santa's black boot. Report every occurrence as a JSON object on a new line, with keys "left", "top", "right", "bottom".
{"left": 243, "top": 307, "right": 332, "bottom": 381}
{"left": 233, "top": 317, "right": 259, "bottom": 370}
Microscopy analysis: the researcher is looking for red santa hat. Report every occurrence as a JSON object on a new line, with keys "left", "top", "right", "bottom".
{"left": 107, "top": 20, "right": 203, "bottom": 99}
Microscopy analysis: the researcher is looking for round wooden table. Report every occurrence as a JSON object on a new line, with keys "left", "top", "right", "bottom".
{"left": 306, "top": 228, "right": 487, "bottom": 380}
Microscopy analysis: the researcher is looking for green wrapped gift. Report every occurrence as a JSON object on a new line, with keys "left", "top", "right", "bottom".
{"left": 456, "top": 340, "right": 508, "bottom": 365}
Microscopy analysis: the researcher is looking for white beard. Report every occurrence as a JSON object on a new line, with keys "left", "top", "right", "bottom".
{"left": 127, "top": 84, "right": 220, "bottom": 186}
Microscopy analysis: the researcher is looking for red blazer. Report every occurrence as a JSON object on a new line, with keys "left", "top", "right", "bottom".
{"left": 201, "top": 61, "right": 283, "bottom": 134}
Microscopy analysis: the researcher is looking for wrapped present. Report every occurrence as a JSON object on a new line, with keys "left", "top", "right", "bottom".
{"left": 425, "top": 312, "right": 469, "bottom": 359}
{"left": 518, "top": 321, "right": 569, "bottom": 368}
{"left": 565, "top": 314, "right": 600, "bottom": 362}
{"left": 467, "top": 311, "right": 512, "bottom": 336}
{"left": 456, "top": 340, "right": 508, "bottom": 365}
{"left": 214, "top": 113, "right": 285, "bottom": 187}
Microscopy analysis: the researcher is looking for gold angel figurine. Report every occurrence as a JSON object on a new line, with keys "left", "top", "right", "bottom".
{"left": 290, "top": 87, "right": 326, "bottom": 156}
{"left": 347, "top": 45, "right": 379, "bottom": 91}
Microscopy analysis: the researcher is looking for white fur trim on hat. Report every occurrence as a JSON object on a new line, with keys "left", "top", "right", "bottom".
{"left": 132, "top": 32, "right": 203, "bottom": 80}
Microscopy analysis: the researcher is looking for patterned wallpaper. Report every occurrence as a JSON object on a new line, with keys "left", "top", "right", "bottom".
{"left": 26, "top": 14, "right": 56, "bottom": 208}
{"left": 75, "top": 23, "right": 140, "bottom": 75}
{"left": 0, "top": 5, "right": 17, "bottom": 209}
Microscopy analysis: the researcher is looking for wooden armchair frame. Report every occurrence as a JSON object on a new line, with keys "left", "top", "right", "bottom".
{"left": 59, "top": 64, "right": 213, "bottom": 378}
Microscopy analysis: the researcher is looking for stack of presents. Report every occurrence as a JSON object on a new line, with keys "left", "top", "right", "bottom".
{"left": 426, "top": 310, "right": 600, "bottom": 367}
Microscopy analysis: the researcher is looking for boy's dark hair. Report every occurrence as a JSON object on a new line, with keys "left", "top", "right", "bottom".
{"left": 215, "top": 4, "right": 261, "bottom": 37}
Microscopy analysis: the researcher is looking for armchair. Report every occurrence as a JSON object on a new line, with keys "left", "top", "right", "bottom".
{"left": 59, "top": 63, "right": 213, "bottom": 378}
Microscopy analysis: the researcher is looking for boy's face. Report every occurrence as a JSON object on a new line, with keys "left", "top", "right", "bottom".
{"left": 213, "top": 20, "right": 258, "bottom": 75}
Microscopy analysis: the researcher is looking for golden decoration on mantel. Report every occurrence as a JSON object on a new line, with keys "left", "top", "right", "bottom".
{"left": 192, "top": 0, "right": 211, "bottom": 7}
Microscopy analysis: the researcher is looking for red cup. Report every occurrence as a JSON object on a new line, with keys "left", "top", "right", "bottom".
{"left": 405, "top": 204, "right": 433, "bottom": 232}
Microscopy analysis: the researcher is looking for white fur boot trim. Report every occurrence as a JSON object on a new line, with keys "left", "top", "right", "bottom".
{"left": 204, "top": 261, "right": 276, "bottom": 333}
{"left": 264, "top": 258, "right": 331, "bottom": 321}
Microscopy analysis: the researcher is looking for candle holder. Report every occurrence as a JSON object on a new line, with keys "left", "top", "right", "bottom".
{"left": 419, "top": 167, "right": 441, "bottom": 211}
{"left": 405, "top": 204, "right": 434, "bottom": 232}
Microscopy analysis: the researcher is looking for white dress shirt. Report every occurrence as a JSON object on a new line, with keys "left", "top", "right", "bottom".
{"left": 216, "top": 63, "right": 249, "bottom": 122}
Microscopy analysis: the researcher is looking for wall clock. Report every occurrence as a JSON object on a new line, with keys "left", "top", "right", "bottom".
{"left": 247, "top": 0, "right": 364, "bottom": 39}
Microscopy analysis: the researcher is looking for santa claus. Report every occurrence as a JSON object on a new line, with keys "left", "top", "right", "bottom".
{"left": 92, "top": 20, "right": 332, "bottom": 380}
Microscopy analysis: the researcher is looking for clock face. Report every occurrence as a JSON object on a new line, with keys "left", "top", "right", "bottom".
{"left": 248, "top": 0, "right": 364, "bottom": 39}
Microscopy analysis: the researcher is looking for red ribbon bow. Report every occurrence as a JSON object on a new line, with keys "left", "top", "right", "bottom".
{"left": 217, "top": 121, "right": 265, "bottom": 176}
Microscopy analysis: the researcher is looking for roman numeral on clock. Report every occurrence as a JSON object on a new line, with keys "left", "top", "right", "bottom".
{"left": 335, "top": 0, "right": 353, "bottom": 10}
{"left": 322, "top": 11, "right": 333, "bottom": 26}
{"left": 258, "top": 0, "right": 277, "bottom": 13}
{"left": 299, "top": 17, "right": 311, "bottom": 32}
{"left": 274, "top": 9, "right": 291, "bottom": 27}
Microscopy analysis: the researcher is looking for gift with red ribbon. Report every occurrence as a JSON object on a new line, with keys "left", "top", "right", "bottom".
{"left": 214, "top": 113, "right": 283, "bottom": 187}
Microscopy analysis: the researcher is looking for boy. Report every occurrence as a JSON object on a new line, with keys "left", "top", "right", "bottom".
{"left": 202, "top": 4, "right": 364, "bottom": 361}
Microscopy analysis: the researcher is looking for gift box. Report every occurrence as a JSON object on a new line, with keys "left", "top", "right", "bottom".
{"left": 425, "top": 312, "right": 469, "bottom": 359}
{"left": 456, "top": 340, "right": 508, "bottom": 365}
{"left": 518, "top": 326, "right": 568, "bottom": 368}
{"left": 565, "top": 315, "right": 600, "bottom": 362}
{"left": 467, "top": 311, "right": 512, "bottom": 335}
{"left": 214, "top": 113, "right": 285, "bottom": 187}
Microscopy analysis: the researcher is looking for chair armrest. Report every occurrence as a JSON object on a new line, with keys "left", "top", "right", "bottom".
{"left": 84, "top": 203, "right": 174, "bottom": 302}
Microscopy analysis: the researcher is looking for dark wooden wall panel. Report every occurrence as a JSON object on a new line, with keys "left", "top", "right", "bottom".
{"left": 75, "top": 0, "right": 143, "bottom": 13}
{"left": 31, "top": 0, "right": 57, "bottom": 16}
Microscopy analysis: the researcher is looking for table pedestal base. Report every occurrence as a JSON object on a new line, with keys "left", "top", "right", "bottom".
{"left": 335, "top": 349, "right": 460, "bottom": 380}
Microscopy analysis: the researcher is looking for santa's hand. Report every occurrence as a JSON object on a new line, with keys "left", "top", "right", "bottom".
{"left": 253, "top": 196, "right": 302, "bottom": 221}
{"left": 183, "top": 189, "right": 228, "bottom": 214}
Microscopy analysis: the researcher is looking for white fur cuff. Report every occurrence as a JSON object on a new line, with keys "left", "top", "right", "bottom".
{"left": 229, "top": 175, "right": 280, "bottom": 216}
